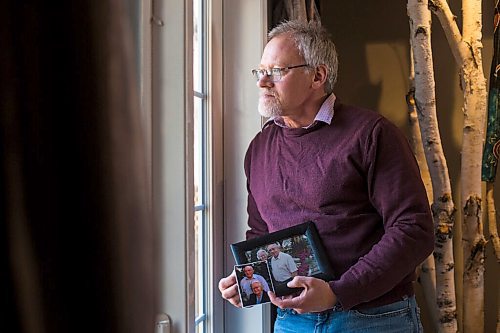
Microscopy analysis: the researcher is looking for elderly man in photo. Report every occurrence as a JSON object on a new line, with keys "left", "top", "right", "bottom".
{"left": 267, "top": 243, "right": 298, "bottom": 283}
{"left": 239, "top": 265, "right": 270, "bottom": 298}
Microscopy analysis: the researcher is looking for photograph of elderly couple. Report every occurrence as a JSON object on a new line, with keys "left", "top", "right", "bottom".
{"left": 234, "top": 235, "right": 321, "bottom": 308}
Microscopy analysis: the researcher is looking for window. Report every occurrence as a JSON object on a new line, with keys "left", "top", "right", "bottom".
{"left": 193, "top": 0, "right": 208, "bottom": 331}
{"left": 148, "top": 0, "right": 267, "bottom": 326}
{"left": 193, "top": 1, "right": 225, "bottom": 331}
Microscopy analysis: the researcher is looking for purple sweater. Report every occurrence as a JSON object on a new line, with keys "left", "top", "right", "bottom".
{"left": 244, "top": 101, "right": 434, "bottom": 310}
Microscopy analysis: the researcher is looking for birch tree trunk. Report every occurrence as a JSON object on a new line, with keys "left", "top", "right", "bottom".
{"left": 285, "top": 0, "right": 308, "bottom": 22}
{"left": 486, "top": 184, "right": 500, "bottom": 262}
{"left": 406, "top": 48, "right": 439, "bottom": 332}
{"left": 485, "top": 183, "right": 500, "bottom": 333}
{"left": 429, "top": 1, "right": 488, "bottom": 332}
{"left": 461, "top": 3, "right": 487, "bottom": 333}
{"left": 272, "top": 0, "right": 320, "bottom": 25}
{"left": 285, "top": 0, "right": 320, "bottom": 22}
{"left": 408, "top": 1, "right": 458, "bottom": 331}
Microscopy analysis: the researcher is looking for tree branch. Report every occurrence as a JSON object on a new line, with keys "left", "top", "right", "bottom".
{"left": 429, "top": 0, "right": 468, "bottom": 66}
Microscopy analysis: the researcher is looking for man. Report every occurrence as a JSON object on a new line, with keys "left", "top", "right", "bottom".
{"left": 239, "top": 265, "right": 270, "bottom": 298}
{"left": 219, "top": 20, "right": 433, "bottom": 332}
{"left": 247, "top": 281, "right": 271, "bottom": 306}
{"left": 266, "top": 243, "right": 298, "bottom": 283}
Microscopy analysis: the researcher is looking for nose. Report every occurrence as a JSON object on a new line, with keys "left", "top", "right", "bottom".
{"left": 257, "top": 74, "right": 274, "bottom": 88}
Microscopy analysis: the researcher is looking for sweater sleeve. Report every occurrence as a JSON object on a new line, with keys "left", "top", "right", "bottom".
{"left": 330, "top": 118, "right": 434, "bottom": 309}
{"left": 244, "top": 141, "right": 269, "bottom": 240}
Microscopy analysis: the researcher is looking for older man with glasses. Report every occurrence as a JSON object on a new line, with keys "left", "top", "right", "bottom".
{"left": 219, "top": 20, "right": 433, "bottom": 333}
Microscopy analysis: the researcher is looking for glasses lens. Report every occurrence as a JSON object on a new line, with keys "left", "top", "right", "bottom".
{"left": 252, "top": 69, "right": 265, "bottom": 81}
{"left": 251, "top": 69, "right": 259, "bottom": 80}
{"left": 271, "top": 68, "right": 282, "bottom": 82}
{"left": 251, "top": 68, "right": 284, "bottom": 82}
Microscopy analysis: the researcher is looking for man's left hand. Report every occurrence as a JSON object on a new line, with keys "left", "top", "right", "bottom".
{"left": 268, "top": 276, "right": 337, "bottom": 314}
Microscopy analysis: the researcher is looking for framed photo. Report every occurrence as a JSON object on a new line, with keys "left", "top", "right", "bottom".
{"left": 230, "top": 221, "right": 335, "bottom": 296}
{"left": 234, "top": 261, "right": 275, "bottom": 308}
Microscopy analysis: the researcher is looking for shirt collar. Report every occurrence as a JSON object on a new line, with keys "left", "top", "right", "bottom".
{"left": 263, "top": 93, "right": 336, "bottom": 130}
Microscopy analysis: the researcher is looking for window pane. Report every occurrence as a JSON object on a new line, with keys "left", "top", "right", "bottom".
{"left": 194, "top": 210, "right": 205, "bottom": 328}
{"left": 193, "top": 0, "right": 206, "bottom": 331}
{"left": 193, "top": 0, "right": 203, "bottom": 93}
{"left": 194, "top": 96, "right": 205, "bottom": 330}
{"left": 193, "top": 96, "right": 203, "bottom": 207}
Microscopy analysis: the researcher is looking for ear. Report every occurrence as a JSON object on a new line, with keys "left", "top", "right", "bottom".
{"left": 311, "top": 65, "right": 328, "bottom": 90}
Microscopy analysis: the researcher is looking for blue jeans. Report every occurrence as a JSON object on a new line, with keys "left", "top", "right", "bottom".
{"left": 274, "top": 296, "right": 423, "bottom": 333}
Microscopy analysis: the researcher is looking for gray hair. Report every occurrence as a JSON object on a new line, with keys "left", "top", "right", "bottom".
{"left": 256, "top": 249, "right": 268, "bottom": 256}
{"left": 268, "top": 20, "right": 338, "bottom": 94}
{"left": 267, "top": 242, "right": 281, "bottom": 250}
{"left": 251, "top": 280, "right": 263, "bottom": 287}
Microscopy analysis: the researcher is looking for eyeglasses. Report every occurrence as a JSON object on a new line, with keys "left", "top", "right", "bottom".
{"left": 251, "top": 64, "right": 309, "bottom": 82}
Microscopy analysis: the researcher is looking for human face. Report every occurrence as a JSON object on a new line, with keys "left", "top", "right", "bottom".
{"left": 257, "top": 35, "right": 313, "bottom": 120}
{"left": 251, "top": 283, "right": 263, "bottom": 296}
{"left": 257, "top": 251, "right": 268, "bottom": 261}
{"left": 243, "top": 266, "right": 254, "bottom": 278}
{"left": 267, "top": 244, "right": 280, "bottom": 258}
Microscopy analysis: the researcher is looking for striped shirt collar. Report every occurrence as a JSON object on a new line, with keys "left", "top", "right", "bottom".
{"left": 263, "top": 93, "right": 336, "bottom": 129}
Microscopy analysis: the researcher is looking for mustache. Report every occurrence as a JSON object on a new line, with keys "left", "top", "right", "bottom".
{"left": 260, "top": 89, "right": 277, "bottom": 98}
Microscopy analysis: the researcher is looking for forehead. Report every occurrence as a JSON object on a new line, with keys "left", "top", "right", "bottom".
{"left": 261, "top": 35, "right": 302, "bottom": 66}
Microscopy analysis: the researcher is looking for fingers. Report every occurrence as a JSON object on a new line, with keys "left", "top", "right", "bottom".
{"left": 218, "top": 272, "right": 242, "bottom": 308}
{"left": 218, "top": 271, "right": 237, "bottom": 291}
{"left": 222, "top": 283, "right": 242, "bottom": 307}
{"left": 286, "top": 275, "right": 308, "bottom": 288}
{"left": 268, "top": 291, "right": 280, "bottom": 306}
{"left": 268, "top": 291, "right": 304, "bottom": 310}
{"left": 269, "top": 277, "right": 334, "bottom": 314}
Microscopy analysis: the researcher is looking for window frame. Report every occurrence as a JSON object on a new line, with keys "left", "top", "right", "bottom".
{"left": 193, "top": 0, "right": 225, "bottom": 331}
{"left": 143, "top": 0, "right": 224, "bottom": 332}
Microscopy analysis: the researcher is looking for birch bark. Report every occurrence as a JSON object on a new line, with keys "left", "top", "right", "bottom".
{"left": 486, "top": 182, "right": 500, "bottom": 333}
{"left": 486, "top": 182, "right": 500, "bottom": 332}
{"left": 430, "top": 1, "right": 488, "bottom": 332}
{"left": 285, "top": 0, "right": 307, "bottom": 22}
{"left": 408, "top": 1, "right": 458, "bottom": 331}
{"left": 272, "top": 1, "right": 317, "bottom": 26}
{"left": 406, "top": 48, "right": 439, "bottom": 332}
{"left": 486, "top": 183, "right": 500, "bottom": 261}
{"left": 462, "top": 4, "right": 487, "bottom": 332}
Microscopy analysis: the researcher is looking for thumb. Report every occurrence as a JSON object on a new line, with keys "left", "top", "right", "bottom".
{"left": 286, "top": 276, "right": 307, "bottom": 288}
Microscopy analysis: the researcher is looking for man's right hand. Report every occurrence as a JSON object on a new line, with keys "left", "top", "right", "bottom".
{"left": 218, "top": 271, "right": 242, "bottom": 308}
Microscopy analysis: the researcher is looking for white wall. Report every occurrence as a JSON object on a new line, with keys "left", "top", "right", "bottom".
{"left": 223, "top": 1, "right": 269, "bottom": 332}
